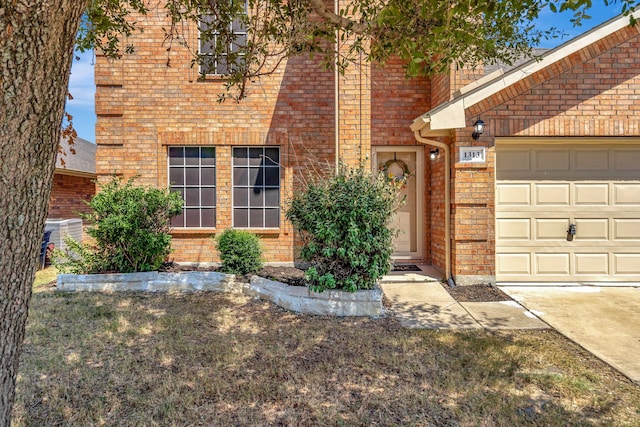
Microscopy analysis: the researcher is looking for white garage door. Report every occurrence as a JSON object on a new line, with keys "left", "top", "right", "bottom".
{"left": 496, "top": 140, "right": 640, "bottom": 282}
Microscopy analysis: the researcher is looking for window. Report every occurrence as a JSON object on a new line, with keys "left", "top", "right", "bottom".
{"left": 169, "top": 147, "right": 216, "bottom": 228}
{"left": 233, "top": 147, "right": 280, "bottom": 228}
{"left": 199, "top": 1, "right": 247, "bottom": 75}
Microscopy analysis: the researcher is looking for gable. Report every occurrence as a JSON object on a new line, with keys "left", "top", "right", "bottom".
{"left": 412, "top": 11, "right": 640, "bottom": 135}
{"left": 485, "top": 34, "right": 640, "bottom": 137}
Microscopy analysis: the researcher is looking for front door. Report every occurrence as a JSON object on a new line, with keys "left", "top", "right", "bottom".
{"left": 373, "top": 147, "right": 424, "bottom": 259}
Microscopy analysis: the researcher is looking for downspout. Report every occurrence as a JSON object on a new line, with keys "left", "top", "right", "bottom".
{"left": 413, "top": 131, "right": 454, "bottom": 286}
{"left": 334, "top": 0, "right": 340, "bottom": 173}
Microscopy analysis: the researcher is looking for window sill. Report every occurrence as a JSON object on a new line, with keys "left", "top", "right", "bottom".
{"left": 196, "top": 74, "right": 226, "bottom": 81}
{"left": 234, "top": 228, "right": 282, "bottom": 236}
{"left": 171, "top": 228, "right": 216, "bottom": 236}
{"left": 170, "top": 228, "right": 283, "bottom": 237}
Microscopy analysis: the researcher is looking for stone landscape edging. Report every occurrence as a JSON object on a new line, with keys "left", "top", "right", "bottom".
{"left": 57, "top": 272, "right": 384, "bottom": 317}
{"left": 245, "top": 276, "right": 384, "bottom": 317}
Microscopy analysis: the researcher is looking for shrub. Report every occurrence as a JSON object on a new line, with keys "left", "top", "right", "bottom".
{"left": 285, "top": 163, "right": 400, "bottom": 292}
{"left": 216, "top": 229, "right": 263, "bottom": 275}
{"left": 55, "top": 176, "right": 183, "bottom": 274}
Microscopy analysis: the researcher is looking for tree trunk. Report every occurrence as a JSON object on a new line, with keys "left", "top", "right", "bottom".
{"left": 0, "top": 1, "right": 88, "bottom": 425}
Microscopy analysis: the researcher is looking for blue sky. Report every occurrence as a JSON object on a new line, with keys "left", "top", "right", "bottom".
{"left": 66, "top": 51, "right": 96, "bottom": 142}
{"left": 65, "top": 3, "right": 624, "bottom": 142}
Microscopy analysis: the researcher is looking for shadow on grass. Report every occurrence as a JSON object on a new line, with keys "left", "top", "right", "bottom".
{"left": 13, "top": 291, "right": 640, "bottom": 426}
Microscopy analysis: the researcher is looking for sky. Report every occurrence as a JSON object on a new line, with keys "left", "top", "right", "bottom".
{"left": 65, "top": 3, "right": 625, "bottom": 143}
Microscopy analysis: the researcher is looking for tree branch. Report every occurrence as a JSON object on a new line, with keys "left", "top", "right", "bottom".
{"left": 308, "top": 0, "right": 367, "bottom": 34}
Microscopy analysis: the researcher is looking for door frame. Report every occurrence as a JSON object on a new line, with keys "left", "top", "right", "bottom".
{"left": 372, "top": 146, "right": 424, "bottom": 260}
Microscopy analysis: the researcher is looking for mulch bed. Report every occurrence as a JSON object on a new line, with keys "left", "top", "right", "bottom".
{"left": 441, "top": 282, "right": 512, "bottom": 302}
{"left": 159, "top": 263, "right": 307, "bottom": 287}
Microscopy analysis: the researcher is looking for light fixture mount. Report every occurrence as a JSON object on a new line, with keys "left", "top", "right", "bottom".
{"left": 472, "top": 118, "right": 485, "bottom": 141}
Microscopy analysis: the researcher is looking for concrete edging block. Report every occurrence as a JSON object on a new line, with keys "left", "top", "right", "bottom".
{"left": 249, "top": 276, "right": 383, "bottom": 317}
{"left": 57, "top": 271, "right": 236, "bottom": 293}
{"left": 56, "top": 271, "right": 384, "bottom": 317}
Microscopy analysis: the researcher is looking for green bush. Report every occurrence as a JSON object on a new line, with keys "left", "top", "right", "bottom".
{"left": 216, "top": 229, "right": 263, "bottom": 275}
{"left": 55, "top": 176, "right": 183, "bottom": 274}
{"left": 285, "top": 163, "right": 400, "bottom": 292}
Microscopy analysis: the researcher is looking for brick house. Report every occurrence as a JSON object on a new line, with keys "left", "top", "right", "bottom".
{"left": 49, "top": 136, "right": 96, "bottom": 219}
{"left": 46, "top": 136, "right": 96, "bottom": 254}
{"left": 96, "top": 10, "right": 640, "bottom": 284}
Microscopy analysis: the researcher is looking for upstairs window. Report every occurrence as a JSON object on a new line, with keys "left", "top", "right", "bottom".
{"left": 232, "top": 147, "right": 280, "bottom": 228}
{"left": 199, "top": 0, "right": 248, "bottom": 75}
{"left": 169, "top": 147, "right": 216, "bottom": 228}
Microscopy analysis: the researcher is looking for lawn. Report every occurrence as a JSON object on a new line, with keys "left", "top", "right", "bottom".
{"left": 13, "top": 269, "right": 640, "bottom": 426}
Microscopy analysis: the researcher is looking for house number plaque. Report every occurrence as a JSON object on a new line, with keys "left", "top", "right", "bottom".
{"left": 459, "top": 147, "right": 486, "bottom": 163}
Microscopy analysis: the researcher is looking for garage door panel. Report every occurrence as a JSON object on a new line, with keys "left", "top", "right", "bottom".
{"left": 535, "top": 253, "right": 570, "bottom": 275}
{"left": 613, "top": 219, "right": 640, "bottom": 240}
{"left": 496, "top": 184, "right": 530, "bottom": 206}
{"left": 496, "top": 142, "right": 640, "bottom": 282}
{"left": 535, "top": 149, "right": 570, "bottom": 172}
{"left": 574, "top": 219, "right": 608, "bottom": 240}
{"left": 536, "top": 219, "right": 569, "bottom": 240}
{"left": 575, "top": 253, "right": 609, "bottom": 275}
{"left": 574, "top": 149, "right": 609, "bottom": 172}
{"left": 613, "top": 149, "right": 640, "bottom": 172}
{"left": 614, "top": 184, "right": 640, "bottom": 205}
{"left": 613, "top": 254, "right": 640, "bottom": 274}
{"left": 496, "top": 150, "right": 531, "bottom": 175}
{"left": 496, "top": 219, "right": 530, "bottom": 240}
{"left": 575, "top": 184, "right": 608, "bottom": 205}
{"left": 497, "top": 253, "right": 531, "bottom": 275}
{"left": 535, "top": 184, "right": 570, "bottom": 205}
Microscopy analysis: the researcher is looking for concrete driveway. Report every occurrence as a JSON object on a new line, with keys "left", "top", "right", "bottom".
{"left": 499, "top": 285, "right": 640, "bottom": 384}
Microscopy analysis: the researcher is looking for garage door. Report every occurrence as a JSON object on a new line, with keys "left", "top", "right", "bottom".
{"left": 496, "top": 141, "right": 640, "bottom": 282}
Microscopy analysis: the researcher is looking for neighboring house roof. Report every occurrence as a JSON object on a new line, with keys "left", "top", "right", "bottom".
{"left": 411, "top": 11, "right": 640, "bottom": 135}
{"left": 482, "top": 48, "right": 549, "bottom": 77}
{"left": 55, "top": 136, "right": 96, "bottom": 178}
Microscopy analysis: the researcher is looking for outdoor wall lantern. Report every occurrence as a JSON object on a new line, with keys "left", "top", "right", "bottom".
{"left": 471, "top": 118, "right": 485, "bottom": 140}
{"left": 430, "top": 148, "right": 439, "bottom": 161}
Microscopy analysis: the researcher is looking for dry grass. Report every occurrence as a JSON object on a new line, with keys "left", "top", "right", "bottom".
{"left": 14, "top": 288, "right": 640, "bottom": 426}
{"left": 32, "top": 266, "right": 58, "bottom": 290}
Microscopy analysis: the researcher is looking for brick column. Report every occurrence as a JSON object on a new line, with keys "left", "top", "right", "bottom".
{"left": 336, "top": 1, "right": 371, "bottom": 167}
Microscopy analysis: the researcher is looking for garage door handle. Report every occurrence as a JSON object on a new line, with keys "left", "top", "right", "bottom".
{"left": 568, "top": 224, "right": 576, "bottom": 235}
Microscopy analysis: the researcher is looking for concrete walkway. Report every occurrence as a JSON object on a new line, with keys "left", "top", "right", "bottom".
{"left": 500, "top": 285, "right": 640, "bottom": 384}
{"left": 380, "top": 267, "right": 547, "bottom": 330}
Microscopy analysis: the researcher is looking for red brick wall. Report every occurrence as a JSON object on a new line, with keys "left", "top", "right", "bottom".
{"left": 48, "top": 173, "right": 95, "bottom": 219}
{"left": 371, "top": 59, "right": 431, "bottom": 146}
{"left": 371, "top": 59, "right": 433, "bottom": 263}
{"left": 95, "top": 7, "right": 383, "bottom": 263}
{"left": 427, "top": 141, "right": 446, "bottom": 270}
{"left": 430, "top": 73, "right": 450, "bottom": 107}
{"left": 95, "top": 8, "right": 489, "bottom": 268}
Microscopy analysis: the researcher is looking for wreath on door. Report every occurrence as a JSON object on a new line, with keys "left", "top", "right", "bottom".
{"left": 379, "top": 159, "right": 412, "bottom": 189}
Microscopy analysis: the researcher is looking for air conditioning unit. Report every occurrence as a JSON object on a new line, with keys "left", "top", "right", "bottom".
{"left": 45, "top": 218, "right": 83, "bottom": 252}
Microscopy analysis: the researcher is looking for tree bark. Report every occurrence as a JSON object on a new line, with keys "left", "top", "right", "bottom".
{"left": 0, "top": 1, "right": 88, "bottom": 425}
